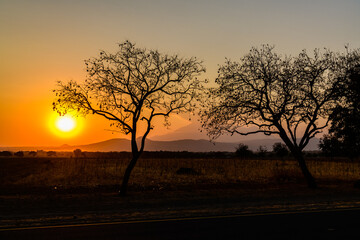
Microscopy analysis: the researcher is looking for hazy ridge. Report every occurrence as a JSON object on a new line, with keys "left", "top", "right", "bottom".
{"left": 0, "top": 138, "right": 320, "bottom": 152}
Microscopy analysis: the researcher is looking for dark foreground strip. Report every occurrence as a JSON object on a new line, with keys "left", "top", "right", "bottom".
{"left": 2, "top": 206, "right": 360, "bottom": 232}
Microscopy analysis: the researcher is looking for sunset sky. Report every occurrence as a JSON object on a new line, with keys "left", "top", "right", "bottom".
{"left": 1, "top": 0, "right": 359, "bottom": 147}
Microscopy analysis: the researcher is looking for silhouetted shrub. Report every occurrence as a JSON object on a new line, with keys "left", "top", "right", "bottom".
{"left": 28, "top": 151, "right": 37, "bottom": 157}
{"left": 257, "top": 145, "right": 268, "bottom": 158}
{"left": 14, "top": 151, "right": 24, "bottom": 157}
{"left": 272, "top": 142, "right": 289, "bottom": 158}
{"left": 235, "top": 143, "right": 253, "bottom": 158}
{"left": 47, "top": 151, "right": 57, "bottom": 157}
{"left": 0, "top": 151, "right": 12, "bottom": 157}
{"left": 73, "top": 149, "right": 83, "bottom": 158}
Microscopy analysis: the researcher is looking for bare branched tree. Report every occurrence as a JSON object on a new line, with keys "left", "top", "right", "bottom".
{"left": 53, "top": 40, "right": 206, "bottom": 196}
{"left": 201, "top": 45, "right": 359, "bottom": 188}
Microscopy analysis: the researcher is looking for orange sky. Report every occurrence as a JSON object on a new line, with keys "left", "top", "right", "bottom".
{"left": 1, "top": 0, "right": 359, "bottom": 147}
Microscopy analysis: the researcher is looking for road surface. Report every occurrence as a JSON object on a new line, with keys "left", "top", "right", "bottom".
{"left": 1, "top": 208, "right": 360, "bottom": 240}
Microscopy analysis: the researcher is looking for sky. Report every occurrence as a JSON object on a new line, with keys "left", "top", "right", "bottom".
{"left": 0, "top": 0, "right": 359, "bottom": 147}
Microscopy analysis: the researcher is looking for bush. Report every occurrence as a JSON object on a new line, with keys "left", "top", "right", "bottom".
{"left": 257, "top": 145, "right": 268, "bottom": 158}
{"left": 47, "top": 151, "right": 57, "bottom": 157}
{"left": 272, "top": 142, "right": 289, "bottom": 158}
{"left": 235, "top": 143, "right": 253, "bottom": 158}
{"left": 14, "top": 151, "right": 24, "bottom": 157}
{"left": 28, "top": 151, "right": 37, "bottom": 157}
{"left": 73, "top": 149, "right": 83, "bottom": 158}
{"left": 0, "top": 151, "right": 12, "bottom": 157}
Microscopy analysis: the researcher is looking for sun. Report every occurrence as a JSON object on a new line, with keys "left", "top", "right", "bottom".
{"left": 49, "top": 113, "right": 83, "bottom": 138}
{"left": 56, "top": 116, "right": 76, "bottom": 132}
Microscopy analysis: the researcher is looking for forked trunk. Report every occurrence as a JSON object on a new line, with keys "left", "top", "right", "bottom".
{"left": 293, "top": 150, "right": 317, "bottom": 188}
{"left": 279, "top": 130, "right": 318, "bottom": 189}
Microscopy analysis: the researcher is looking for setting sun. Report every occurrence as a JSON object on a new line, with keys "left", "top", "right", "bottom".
{"left": 56, "top": 116, "right": 76, "bottom": 132}
{"left": 48, "top": 113, "right": 83, "bottom": 139}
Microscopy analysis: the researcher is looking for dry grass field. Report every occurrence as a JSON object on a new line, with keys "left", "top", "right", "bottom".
{"left": 1, "top": 153, "right": 359, "bottom": 192}
{"left": 2, "top": 153, "right": 360, "bottom": 230}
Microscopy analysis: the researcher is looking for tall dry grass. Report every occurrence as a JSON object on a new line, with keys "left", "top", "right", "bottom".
{"left": 1, "top": 156, "right": 360, "bottom": 189}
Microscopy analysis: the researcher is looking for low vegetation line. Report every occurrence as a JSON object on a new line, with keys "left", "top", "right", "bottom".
{"left": 1, "top": 154, "right": 359, "bottom": 190}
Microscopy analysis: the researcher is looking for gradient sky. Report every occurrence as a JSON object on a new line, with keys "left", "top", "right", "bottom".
{"left": 1, "top": 0, "right": 359, "bottom": 147}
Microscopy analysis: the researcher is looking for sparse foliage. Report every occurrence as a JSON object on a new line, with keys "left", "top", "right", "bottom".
{"left": 53, "top": 40, "right": 206, "bottom": 195}
{"left": 201, "top": 45, "right": 360, "bottom": 188}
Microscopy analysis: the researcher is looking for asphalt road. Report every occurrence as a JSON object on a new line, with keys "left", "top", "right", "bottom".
{"left": 1, "top": 208, "right": 360, "bottom": 240}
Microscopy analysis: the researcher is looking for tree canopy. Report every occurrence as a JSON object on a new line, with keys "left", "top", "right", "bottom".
{"left": 54, "top": 41, "right": 205, "bottom": 139}
{"left": 320, "top": 64, "right": 360, "bottom": 158}
{"left": 53, "top": 40, "right": 206, "bottom": 195}
{"left": 201, "top": 45, "right": 360, "bottom": 188}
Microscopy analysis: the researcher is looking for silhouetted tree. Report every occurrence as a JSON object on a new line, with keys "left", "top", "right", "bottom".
{"left": 53, "top": 40, "right": 205, "bottom": 196}
{"left": 28, "top": 151, "right": 37, "bottom": 157}
{"left": 73, "top": 149, "right": 83, "bottom": 158}
{"left": 319, "top": 135, "right": 343, "bottom": 157}
{"left": 272, "top": 142, "right": 289, "bottom": 158}
{"left": 257, "top": 145, "right": 268, "bottom": 158}
{"left": 235, "top": 143, "right": 253, "bottom": 158}
{"left": 0, "top": 151, "right": 12, "bottom": 157}
{"left": 47, "top": 151, "right": 57, "bottom": 157}
{"left": 14, "top": 151, "right": 24, "bottom": 157}
{"left": 201, "top": 45, "right": 360, "bottom": 188}
{"left": 320, "top": 64, "right": 360, "bottom": 158}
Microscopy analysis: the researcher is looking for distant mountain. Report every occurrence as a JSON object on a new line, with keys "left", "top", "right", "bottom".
{"left": 0, "top": 138, "right": 320, "bottom": 152}
{"left": 150, "top": 121, "right": 263, "bottom": 142}
{"left": 145, "top": 139, "right": 238, "bottom": 152}
{"left": 71, "top": 138, "right": 131, "bottom": 152}
{"left": 53, "top": 138, "right": 239, "bottom": 152}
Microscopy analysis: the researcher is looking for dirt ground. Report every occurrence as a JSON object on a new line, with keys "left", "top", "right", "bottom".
{"left": 2, "top": 181, "right": 360, "bottom": 230}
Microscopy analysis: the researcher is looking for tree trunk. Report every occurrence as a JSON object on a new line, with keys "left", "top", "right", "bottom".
{"left": 293, "top": 150, "right": 317, "bottom": 188}
{"left": 118, "top": 129, "right": 142, "bottom": 197}
{"left": 118, "top": 154, "right": 140, "bottom": 197}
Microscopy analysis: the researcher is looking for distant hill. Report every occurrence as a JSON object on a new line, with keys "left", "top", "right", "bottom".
{"left": 48, "top": 138, "right": 239, "bottom": 152}
{"left": 0, "top": 138, "right": 320, "bottom": 152}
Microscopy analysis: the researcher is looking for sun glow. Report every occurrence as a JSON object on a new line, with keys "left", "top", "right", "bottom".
{"left": 49, "top": 113, "right": 83, "bottom": 138}
{"left": 56, "top": 116, "right": 76, "bottom": 132}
